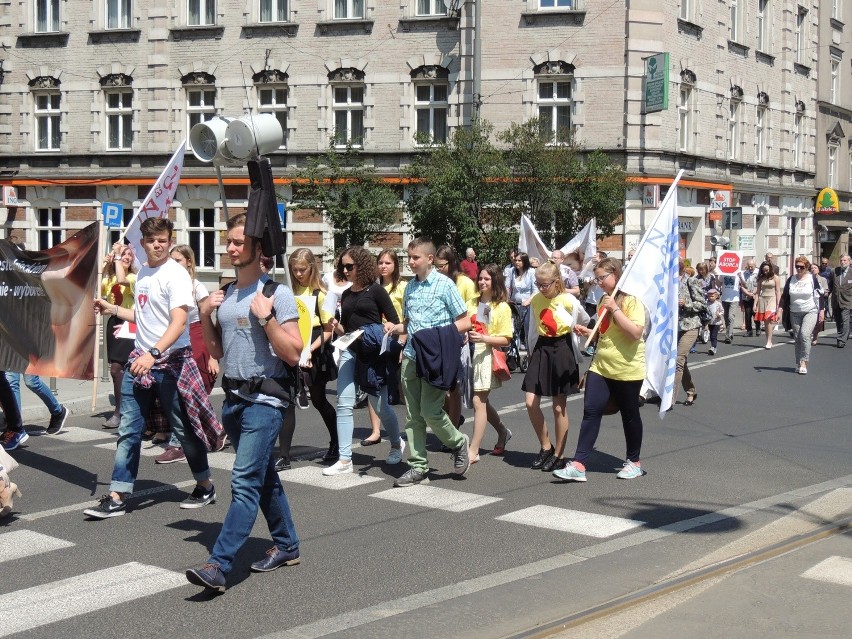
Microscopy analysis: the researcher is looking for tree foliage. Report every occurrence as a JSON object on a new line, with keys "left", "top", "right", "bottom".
{"left": 293, "top": 144, "right": 401, "bottom": 251}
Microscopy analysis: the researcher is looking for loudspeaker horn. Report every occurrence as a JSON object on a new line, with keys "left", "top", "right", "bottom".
{"left": 189, "top": 116, "right": 240, "bottom": 165}
{"left": 224, "top": 113, "right": 283, "bottom": 160}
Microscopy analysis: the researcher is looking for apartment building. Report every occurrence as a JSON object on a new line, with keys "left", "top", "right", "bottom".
{"left": 0, "top": 0, "right": 824, "bottom": 283}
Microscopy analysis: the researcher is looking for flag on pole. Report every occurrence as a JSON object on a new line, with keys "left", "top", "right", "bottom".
{"left": 616, "top": 170, "right": 684, "bottom": 416}
{"left": 517, "top": 214, "right": 551, "bottom": 265}
{"left": 559, "top": 218, "right": 597, "bottom": 279}
{"left": 123, "top": 141, "right": 186, "bottom": 268}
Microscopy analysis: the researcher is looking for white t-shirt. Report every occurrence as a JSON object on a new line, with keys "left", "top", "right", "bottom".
{"left": 788, "top": 275, "right": 818, "bottom": 313}
{"left": 189, "top": 279, "right": 209, "bottom": 325}
{"left": 134, "top": 259, "right": 194, "bottom": 353}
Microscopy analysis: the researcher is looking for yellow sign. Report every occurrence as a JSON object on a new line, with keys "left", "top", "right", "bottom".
{"left": 295, "top": 295, "right": 316, "bottom": 360}
{"left": 816, "top": 187, "right": 840, "bottom": 214}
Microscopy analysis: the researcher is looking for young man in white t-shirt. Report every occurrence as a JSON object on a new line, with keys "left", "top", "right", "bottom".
{"left": 85, "top": 217, "right": 214, "bottom": 519}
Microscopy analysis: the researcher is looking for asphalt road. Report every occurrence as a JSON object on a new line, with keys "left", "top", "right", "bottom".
{"left": 2, "top": 331, "right": 850, "bottom": 639}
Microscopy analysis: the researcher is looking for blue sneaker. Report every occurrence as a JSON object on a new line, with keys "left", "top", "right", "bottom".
{"left": 186, "top": 563, "right": 226, "bottom": 593}
{"left": 553, "top": 463, "right": 587, "bottom": 482}
{"left": 1, "top": 429, "right": 29, "bottom": 451}
{"left": 616, "top": 460, "right": 645, "bottom": 480}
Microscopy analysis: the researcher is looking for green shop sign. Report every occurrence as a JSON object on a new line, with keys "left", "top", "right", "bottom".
{"left": 644, "top": 53, "right": 669, "bottom": 114}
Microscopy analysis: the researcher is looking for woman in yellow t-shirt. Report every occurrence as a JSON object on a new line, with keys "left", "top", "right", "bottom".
{"left": 274, "top": 248, "right": 338, "bottom": 472}
{"left": 363, "top": 249, "right": 408, "bottom": 445}
{"left": 100, "top": 242, "right": 136, "bottom": 429}
{"left": 521, "top": 262, "right": 579, "bottom": 473}
{"left": 467, "top": 264, "right": 513, "bottom": 462}
{"left": 555, "top": 258, "right": 647, "bottom": 483}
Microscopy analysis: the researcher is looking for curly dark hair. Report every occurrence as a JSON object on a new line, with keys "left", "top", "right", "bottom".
{"left": 337, "top": 246, "right": 378, "bottom": 288}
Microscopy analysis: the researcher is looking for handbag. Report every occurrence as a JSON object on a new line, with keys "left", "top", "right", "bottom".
{"left": 491, "top": 347, "right": 512, "bottom": 382}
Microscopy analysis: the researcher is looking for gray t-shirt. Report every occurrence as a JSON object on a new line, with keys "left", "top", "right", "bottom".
{"left": 217, "top": 277, "right": 298, "bottom": 405}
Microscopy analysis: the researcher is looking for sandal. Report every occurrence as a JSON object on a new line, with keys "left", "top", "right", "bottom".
{"left": 491, "top": 428, "right": 513, "bottom": 456}
{"left": 684, "top": 392, "right": 697, "bottom": 407}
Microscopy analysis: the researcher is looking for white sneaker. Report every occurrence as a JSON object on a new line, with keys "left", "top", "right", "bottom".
{"left": 322, "top": 460, "right": 353, "bottom": 476}
{"left": 386, "top": 440, "right": 406, "bottom": 465}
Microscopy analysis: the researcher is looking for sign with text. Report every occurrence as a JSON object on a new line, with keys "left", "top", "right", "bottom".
{"left": 716, "top": 250, "right": 743, "bottom": 275}
{"left": 643, "top": 53, "right": 669, "bottom": 113}
{"left": 643, "top": 185, "right": 660, "bottom": 208}
{"left": 737, "top": 234, "right": 755, "bottom": 252}
{"left": 102, "top": 202, "right": 124, "bottom": 228}
{"left": 709, "top": 190, "right": 731, "bottom": 210}
{"left": 2, "top": 186, "right": 18, "bottom": 206}
{"left": 815, "top": 187, "right": 840, "bottom": 214}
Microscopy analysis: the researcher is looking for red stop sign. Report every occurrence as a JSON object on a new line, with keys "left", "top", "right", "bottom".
{"left": 717, "top": 251, "right": 741, "bottom": 274}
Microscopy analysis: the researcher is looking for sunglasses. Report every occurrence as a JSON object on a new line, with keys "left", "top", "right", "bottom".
{"left": 795, "top": 264, "right": 806, "bottom": 270}
{"left": 342, "top": 263, "right": 356, "bottom": 272}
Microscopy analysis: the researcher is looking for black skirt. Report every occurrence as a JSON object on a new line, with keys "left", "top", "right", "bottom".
{"left": 105, "top": 314, "right": 134, "bottom": 364}
{"left": 521, "top": 335, "right": 579, "bottom": 397}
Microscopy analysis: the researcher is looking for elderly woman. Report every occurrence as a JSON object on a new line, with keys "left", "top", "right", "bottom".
{"left": 675, "top": 258, "right": 705, "bottom": 406}
{"left": 778, "top": 256, "right": 822, "bottom": 374}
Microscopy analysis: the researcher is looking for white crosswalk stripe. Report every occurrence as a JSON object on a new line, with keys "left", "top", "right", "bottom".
{"left": 801, "top": 556, "right": 852, "bottom": 587}
{"left": 496, "top": 505, "right": 646, "bottom": 538}
{"left": 0, "top": 562, "right": 187, "bottom": 637}
{"left": 45, "top": 427, "right": 115, "bottom": 443}
{"left": 371, "top": 485, "right": 502, "bottom": 512}
{"left": 0, "top": 530, "right": 74, "bottom": 563}
{"left": 279, "top": 466, "right": 385, "bottom": 490}
{"left": 94, "top": 442, "right": 168, "bottom": 457}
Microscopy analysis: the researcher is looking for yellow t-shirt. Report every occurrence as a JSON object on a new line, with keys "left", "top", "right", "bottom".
{"left": 455, "top": 274, "right": 478, "bottom": 307}
{"left": 292, "top": 284, "right": 333, "bottom": 327}
{"left": 530, "top": 292, "right": 575, "bottom": 337}
{"left": 590, "top": 295, "right": 646, "bottom": 381}
{"left": 384, "top": 279, "right": 407, "bottom": 322}
{"left": 101, "top": 273, "right": 136, "bottom": 309}
{"left": 468, "top": 299, "right": 512, "bottom": 355}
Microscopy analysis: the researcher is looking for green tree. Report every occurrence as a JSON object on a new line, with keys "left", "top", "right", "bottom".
{"left": 293, "top": 143, "right": 401, "bottom": 251}
{"left": 404, "top": 120, "right": 516, "bottom": 265}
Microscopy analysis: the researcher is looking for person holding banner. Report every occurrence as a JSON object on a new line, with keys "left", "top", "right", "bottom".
{"left": 554, "top": 258, "right": 646, "bottom": 483}
{"left": 101, "top": 242, "right": 137, "bottom": 429}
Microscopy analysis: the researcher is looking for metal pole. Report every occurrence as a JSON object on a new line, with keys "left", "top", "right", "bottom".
{"left": 472, "top": 0, "right": 482, "bottom": 120}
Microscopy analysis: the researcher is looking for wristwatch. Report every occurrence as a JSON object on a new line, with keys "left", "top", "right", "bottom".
{"left": 258, "top": 312, "right": 275, "bottom": 327}
{"left": 149, "top": 347, "right": 161, "bottom": 358}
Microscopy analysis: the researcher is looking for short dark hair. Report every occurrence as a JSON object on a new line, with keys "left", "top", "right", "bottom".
{"left": 408, "top": 236, "right": 436, "bottom": 256}
{"left": 140, "top": 217, "right": 173, "bottom": 238}
{"left": 226, "top": 213, "right": 247, "bottom": 231}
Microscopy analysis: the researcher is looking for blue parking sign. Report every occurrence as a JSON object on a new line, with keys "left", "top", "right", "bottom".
{"left": 103, "top": 202, "right": 124, "bottom": 228}
{"left": 277, "top": 203, "right": 287, "bottom": 228}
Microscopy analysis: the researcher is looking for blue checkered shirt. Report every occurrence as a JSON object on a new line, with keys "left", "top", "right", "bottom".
{"left": 402, "top": 268, "right": 467, "bottom": 360}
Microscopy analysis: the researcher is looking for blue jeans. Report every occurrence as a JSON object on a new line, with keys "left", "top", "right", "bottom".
{"left": 209, "top": 397, "right": 299, "bottom": 574}
{"left": 110, "top": 369, "right": 211, "bottom": 494}
{"left": 335, "top": 348, "right": 401, "bottom": 461}
{"left": 5, "top": 372, "right": 62, "bottom": 415}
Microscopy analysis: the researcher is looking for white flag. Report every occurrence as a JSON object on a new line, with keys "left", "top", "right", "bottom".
{"left": 517, "top": 214, "right": 551, "bottom": 265}
{"left": 559, "top": 219, "right": 597, "bottom": 279}
{"left": 616, "top": 170, "right": 683, "bottom": 416}
{"left": 123, "top": 141, "right": 186, "bottom": 268}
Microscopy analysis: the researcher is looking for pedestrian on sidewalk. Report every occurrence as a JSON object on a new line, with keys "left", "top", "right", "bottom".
{"left": 385, "top": 237, "right": 472, "bottom": 487}
{"left": 186, "top": 213, "right": 302, "bottom": 593}
{"left": 84, "top": 217, "right": 215, "bottom": 519}
{"left": 4, "top": 372, "right": 67, "bottom": 435}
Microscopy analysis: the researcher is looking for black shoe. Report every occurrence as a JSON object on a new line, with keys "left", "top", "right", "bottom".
{"left": 83, "top": 494, "right": 126, "bottom": 519}
{"left": 322, "top": 446, "right": 338, "bottom": 462}
{"left": 541, "top": 455, "right": 564, "bottom": 473}
{"left": 746, "top": 331, "right": 753, "bottom": 337}
{"left": 359, "top": 437, "right": 382, "bottom": 447}
{"left": 250, "top": 546, "right": 301, "bottom": 572}
{"left": 46, "top": 405, "right": 68, "bottom": 435}
{"left": 274, "top": 457, "right": 291, "bottom": 471}
{"left": 186, "top": 563, "right": 226, "bottom": 593}
{"left": 531, "top": 446, "right": 555, "bottom": 470}
{"left": 180, "top": 484, "right": 216, "bottom": 509}
{"left": 724, "top": 336, "right": 732, "bottom": 344}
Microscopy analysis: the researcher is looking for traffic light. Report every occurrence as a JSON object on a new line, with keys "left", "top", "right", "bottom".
{"left": 722, "top": 207, "right": 742, "bottom": 231}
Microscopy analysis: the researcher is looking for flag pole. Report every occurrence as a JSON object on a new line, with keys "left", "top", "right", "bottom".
{"left": 92, "top": 217, "right": 106, "bottom": 412}
{"left": 582, "top": 169, "right": 685, "bottom": 348}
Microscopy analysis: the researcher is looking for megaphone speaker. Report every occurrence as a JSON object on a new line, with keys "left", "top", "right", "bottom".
{"left": 225, "top": 114, "right": 283, "bottom": 160}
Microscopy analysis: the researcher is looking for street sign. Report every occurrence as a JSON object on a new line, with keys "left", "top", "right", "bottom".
{"left": 277, "top": 203, "right": 287, "bottom": 228}
{"left": 709, "top": 190, "right": 731, "bottom": 210}
{"left": 102, "top": 202, "right": 124, "bottom": 227}
{"left": 642, "top": 185, "right": 659, "bottom": 208}
{"left": 737, "top": 234, "right": 755, "bottom": 252}
{"left": 643, "top": 53, "right": 669, "bottom": 113}
{"left": 722, "top": 206, "right": 742, "bottom": 230}
{"left": 716, "top": 250, "right": 743, "bottom": 274}
{"left": 2, "top": 186, "right": 18, "bottom": 206}
{"left": 708, "top": 211, "right": 723, "bottom": 222}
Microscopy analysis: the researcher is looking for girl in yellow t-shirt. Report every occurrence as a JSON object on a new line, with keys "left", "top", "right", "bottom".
{"left": 100, "top": 242, "right": 137, "bottom": 429}
{"left": 521, "top": 262, "right": 579, "bottom": 473}
{"left": 275, "top": 248, "right": 338, "bottom": 471}
{"left": 555, "top": 258, "right": 647, "bottom": 483}
{"left": 467, "top": 264, "right": 513, "bottom": 462}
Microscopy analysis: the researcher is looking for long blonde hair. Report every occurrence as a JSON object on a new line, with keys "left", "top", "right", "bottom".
{"left": 170, "top": 244, "right": 197, "bottom": 281}
{"left": 289, "top": 248, "right": 325, "bottom": 292}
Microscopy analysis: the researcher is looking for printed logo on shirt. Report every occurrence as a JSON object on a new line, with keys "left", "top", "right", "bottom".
{"left": 600, "top": 312, "right": 611, "bottom": 335}
{"left": 540, "top": 308, "right": 558, "bottom": 336}
{"left": 137, "top": 293, "right": 149, "bottom": 309}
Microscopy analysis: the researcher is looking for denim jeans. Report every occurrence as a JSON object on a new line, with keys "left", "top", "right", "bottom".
{"left": 5, "top": 372, "right": 62, "bottom": 415}
{"left": 110, "top": 369, "right": 211, "bottom": 494}
{"left": 0, "top": 372, "right": 22, "bottom": 432}
{"left": 209, "top": 397, "right": 299, "bottom": 575}
{"left": 335, "top": 348, "right": 400, "bottom": 461}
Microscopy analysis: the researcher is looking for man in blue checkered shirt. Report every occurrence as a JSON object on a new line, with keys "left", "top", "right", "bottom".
{"left": 384, "top": 237, "right": 472, "bottom": 487}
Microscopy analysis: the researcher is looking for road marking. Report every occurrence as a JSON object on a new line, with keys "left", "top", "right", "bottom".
{"left": 94, "top": 442, "right": 168, "bottom": 457}
{"left": 40, "top": 427, "right": 115, "bottom": 443}
{"left": 371, "top": 485, "right": 502, "bottom": 512}
{"left": 207, "top": 451, "right": 236, "bottom": 471}
{"left": 801, "top": 556, "right": 852, "bottom": 587}
{"left": 0, "top": 530, "right": 74, "bottom": 563}
{"left": 0, "top": 562, "right": 186, "bottom": 637}
{"left": 279, "top": 466, "right": 385, "bottom": 490}
{"left": 497, "top": 505, "right": 646, "bottom": 538}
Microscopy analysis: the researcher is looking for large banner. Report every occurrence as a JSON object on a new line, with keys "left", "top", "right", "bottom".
{"left": 0, "top": 223, "right": 99, "bottom": 380}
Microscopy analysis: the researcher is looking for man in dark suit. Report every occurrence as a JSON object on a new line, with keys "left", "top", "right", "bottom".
{"left": 832, "top": 254, "right": 852, "bottom": 348}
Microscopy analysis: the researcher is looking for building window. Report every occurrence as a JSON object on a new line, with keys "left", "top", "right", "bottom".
{"left": 260, "top": 0, "right": 287, "bottom": 22}
{"left": 35, "top": 0, "right": 60, "bottom": 32}
{"left": 188, "top": 0, "right": 215, "bottom": 26}
{"left": 828, "top": 145, "right": 838, "bottom": 189}
{"left": 757, "top": 0, "right": 769, "bottom": 51}
{"left": 333, "top": 85, "right": 364, "bottom": 147}
{"left": 678, "top": 85, "right": 692, "bottom": 152}
{"left": 831, "top": 58, "right": 840, "bottom": 104}
{"left": 728, "top": 100, "right": 741, "bottom": 160}
{"left": 34, "top": 92, "right": 61, "bottom": 151}
{"left": 755, "top": 106, "right": 767, "bottom": 163}
{"left": 793, "top": 112, "right": 802, "bottom": 168}
{"left": 730, "top": 0, "right": 743, "bottom": 42}
{"left": 334, "top": 0, "right": 364, "bottom": 19}
{"left": 187, "top": 208, "right": 217, "bottom": 269}
{"left": 796, "top": 8, "right": 807, "bottom": 65}
{"left": 258, "top": 85, "right": 288, "bottom": 148}
{"left": 834, "top": 0, "right": 842, "bottom": 21}
{"left": 540, "top": 0, "right": 574, "bottom": 8}
{"left": 106, "top": 0, "right": 132, "bottom": 29}
{"left": 414, "top": 83, "right": 448, "bottom": 144}
{"left": 186, "top": 88, "right": 217, "bottom": 138}
{"left": 105, "top": 90, "right": 133, "bottom": 150}
{"left": 37, "top": 208, "right": 62, "bottom": 250}
{"left": 679, "top": 0, "right": 693, "bottom": 21}
{"left": 417, "top": 0, "right": 447, "bottom": 15}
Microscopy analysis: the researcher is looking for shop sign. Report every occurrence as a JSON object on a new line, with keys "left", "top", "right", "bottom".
{"left": 815, "top": 187, "right": 839, "bottom": 214}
